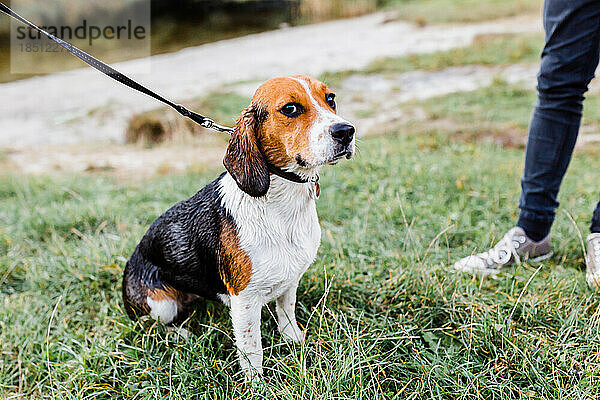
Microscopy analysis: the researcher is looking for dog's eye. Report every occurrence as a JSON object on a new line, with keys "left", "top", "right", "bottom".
{"left": 280, "top": 102, "right": 304, "bottom": 118}
{"left": 326, "top": 93, "right": 336, "bottom": 110}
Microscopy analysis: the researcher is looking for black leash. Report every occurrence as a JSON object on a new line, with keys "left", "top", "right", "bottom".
{"left": 0, "top": 3, "right": 320, "bottom": 185}
{"left": 0, "top": 2, "right": 234, "bottom": 134}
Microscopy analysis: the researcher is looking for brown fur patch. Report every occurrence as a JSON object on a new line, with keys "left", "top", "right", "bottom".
{"left": 223, "top": 105, "right": 270, "bottom": 197}
{"left": 224, "top": 75, "right": 337, "bottom": 193}
{"left": 218, "top": 217, "right": 252, "bottom": 295}
{"left": 147, "top": 286, "right": 199, "bottom": 306}
{"left": 251, "top": 75, "right": 337, "bottom": 168}
{"left": 147, "top": 285, "right": 181, "bottom": 302}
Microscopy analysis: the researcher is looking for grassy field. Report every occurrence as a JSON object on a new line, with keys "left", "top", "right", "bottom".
{"left": 320, "top": 32, "right": 545, "bottom": 87}
{"left": 383, "top": 0, "right": 542, "bottom": 25}
{"left": 3, "top": 4, "right": 600, "bottom": 397}
{"left": 2, "top": 121, "right": 600, "bottom": 398}
{"left": 418, "top": 79, "right": 600, "bottom": 130}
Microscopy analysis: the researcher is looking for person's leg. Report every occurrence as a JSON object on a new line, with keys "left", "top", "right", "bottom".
{"left": 454, "top": 0, "right": 600, "bottom": 274}
{"left": 517, "top": 0, "right": 600, "bottom": 241}
{"left": 592, "top": 201, "right": 600, "bottom": 233}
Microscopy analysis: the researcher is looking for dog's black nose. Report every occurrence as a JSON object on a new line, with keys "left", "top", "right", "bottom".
{"left": 330, "top": 123, "right": 355, "bottom": 146}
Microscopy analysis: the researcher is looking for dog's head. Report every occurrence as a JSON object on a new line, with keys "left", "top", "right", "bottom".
{"left": 224, "top": 75, "right": 355, "bottom": 197}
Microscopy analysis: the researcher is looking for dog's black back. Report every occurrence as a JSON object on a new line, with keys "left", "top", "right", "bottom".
{"left": 122, "top": 174, "right": 228, "bottom": 319}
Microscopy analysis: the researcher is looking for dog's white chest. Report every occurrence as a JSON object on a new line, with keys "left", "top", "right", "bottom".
{"left": 220, "top": 174, "right": 321, "bottom": 302}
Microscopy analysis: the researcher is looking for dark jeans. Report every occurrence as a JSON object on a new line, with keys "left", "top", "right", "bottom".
{"left": 517, "top": 0, "right": 600, "bottom": 240}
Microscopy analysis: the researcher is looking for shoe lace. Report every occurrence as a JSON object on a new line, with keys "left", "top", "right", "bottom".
{"left": 590, "top": 236, "right": 600, "bottom": 264}
{"left": 480, "top": 232, "right": 526, "bottom": 266}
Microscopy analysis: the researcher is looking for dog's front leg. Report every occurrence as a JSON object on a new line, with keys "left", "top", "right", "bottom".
{"left": 230, "top": 294, "right": 263, "bottom": 381}
{"left": 276, "top": 281, "right": 305, "bottom": 343}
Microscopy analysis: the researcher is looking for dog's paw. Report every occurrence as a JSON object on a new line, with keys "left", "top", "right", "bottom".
{"left": 279, "top": 323, "right": 305, "bottom": 344}
{"left": 242, "top": 366, "right": 264, "bottom": 389}
{"left": 167, "top": 325, "right": 191, "bottom": 341}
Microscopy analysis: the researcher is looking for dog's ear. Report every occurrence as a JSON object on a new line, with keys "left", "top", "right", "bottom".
{"left": 223, "top": 105, "right": 270, "bottom": 197}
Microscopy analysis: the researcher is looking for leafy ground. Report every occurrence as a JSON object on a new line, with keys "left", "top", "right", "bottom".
{"left": 2, "top": 121, "right": 600, "bottom": 398}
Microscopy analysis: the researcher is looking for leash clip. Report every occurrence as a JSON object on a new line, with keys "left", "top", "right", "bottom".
{"left": 201, "top": 119, "right": 235, "bottom": 134}
{"left": 201, "top": 120, "right": 215, "bottom": 129}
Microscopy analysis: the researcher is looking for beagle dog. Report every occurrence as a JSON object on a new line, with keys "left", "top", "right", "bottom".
{"left": 122, "top": 75, "right": 355, "bottom": 380}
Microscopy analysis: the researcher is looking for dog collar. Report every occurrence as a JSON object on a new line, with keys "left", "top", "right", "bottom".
{"left": 266, "top": 162, "right": 319, "bottom": 185}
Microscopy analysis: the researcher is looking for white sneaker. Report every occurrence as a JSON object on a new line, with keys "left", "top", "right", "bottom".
{"left": 453, "top": 227, "right": 553, "bottom": 275}
{"left": 586, "top": 233, "right": 600, "bottom": 289}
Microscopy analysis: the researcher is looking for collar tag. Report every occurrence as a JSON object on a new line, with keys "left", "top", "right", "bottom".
{"left": 315, "top": 182, "right": 320, "bottom": 199}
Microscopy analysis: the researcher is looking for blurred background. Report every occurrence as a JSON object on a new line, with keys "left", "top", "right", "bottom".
{"left": 0, "top": 0, "right": 541, "bottom": 83}
{"left": 0, "top": 0, "right": 548, "bottom": 178}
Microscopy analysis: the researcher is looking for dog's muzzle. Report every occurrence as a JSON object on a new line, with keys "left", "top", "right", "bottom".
{"left": 330, "top": 122, "right": 355, "bottom": 160}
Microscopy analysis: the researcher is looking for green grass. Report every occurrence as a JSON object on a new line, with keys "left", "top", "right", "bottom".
{"left": 421, "top": 79, "right": 537, "bottom": 129}
{"left": 366, "top": 34, "right": 544, "bottom": 74}
{"left": 383, "top": 0, "right": 543, "bottom": 25}
{"left": 2, "top": 127, "right": 600, "bottom": 398}
{"left": 321, "top": 33, "right": 544, "bottom": 88}
{"left": 0, "top": 14, "right": 597, "bottom": 397}
{"left": 418, "top": 79, "right": 600, "bottom": 130}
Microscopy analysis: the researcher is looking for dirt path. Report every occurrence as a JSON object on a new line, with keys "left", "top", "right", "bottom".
{"left": 2, "top": 13, "right": 549, "bottom": 177}
{"left": 1, "top": 13, "right": 541, "bottom": 149}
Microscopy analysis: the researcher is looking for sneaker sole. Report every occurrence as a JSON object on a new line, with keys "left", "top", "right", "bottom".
{"left": 586, "top": 255, "right": 600, "bottom": 290}
{"left": 529, "top": 251, "right": 554, "bottom": 263}
{"left": 454, "top": 251, "right": 554, "bottom": 276}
